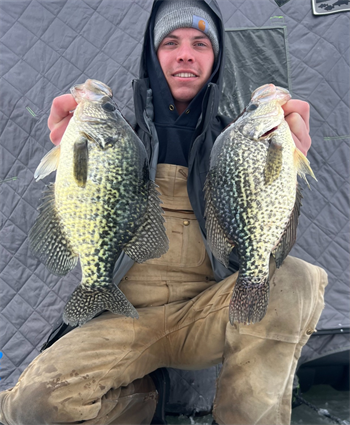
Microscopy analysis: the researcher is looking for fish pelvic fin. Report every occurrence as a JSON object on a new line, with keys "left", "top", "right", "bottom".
{"left": 63, "top": 284, "right": 139, "bottom": 327}
{"left": 34, "top": 144, "right": 61, "bottom": 181}
{"left": 229, "top": 275, "right": 269, "bottom": 325}
{"left": 294, "top": 147, "right": 317, "bottom": 189}
{"left": 204, "top": 172, "right": 233, "bottom": 267}
{"left": 272, "top": 184, "right": 303, "bottom": 268}
{"left": 73, "top": 135, "right": 88, "bottom": 187}
{"left": 29, "top": 184, "right": 78, "bottom": 275}
{"left": 123, "top": 180, "right": 169, "bottom": 262}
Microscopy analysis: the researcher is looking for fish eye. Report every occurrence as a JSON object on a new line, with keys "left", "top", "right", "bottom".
{"left": 102, "top": 102, "right": 116, "bottom": 112}
{"left": 247, "top": 103, "right": 259, "bottom": 111}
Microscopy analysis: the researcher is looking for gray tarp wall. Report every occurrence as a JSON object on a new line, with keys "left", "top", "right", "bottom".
{"left": 0, "top": 0, "right": 349, "bottom": 415}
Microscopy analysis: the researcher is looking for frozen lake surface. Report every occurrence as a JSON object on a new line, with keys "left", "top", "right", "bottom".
{"left": 166, "top": 385, "right": 350, "bottom": 425}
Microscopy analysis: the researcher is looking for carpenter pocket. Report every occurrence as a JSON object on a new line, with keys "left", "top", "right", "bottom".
{"left": 146, "top": 214, "right": 206, "bottom": 268}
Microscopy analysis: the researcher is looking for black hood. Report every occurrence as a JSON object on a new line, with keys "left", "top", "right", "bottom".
{"left": 140, "top": 0, "right": 225, "bottom": 86}
{"left": 136, "top": 0, "right": 226, "bottom": 166}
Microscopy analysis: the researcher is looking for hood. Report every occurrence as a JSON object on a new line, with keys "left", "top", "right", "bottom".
{"left": 138, "top": 0, "right": 226, "bottom": 123}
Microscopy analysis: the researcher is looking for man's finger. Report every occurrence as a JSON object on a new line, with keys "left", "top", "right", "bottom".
{"left": 285, "top": 112, "right": 311, "bottom": 156}
{"left": 48, "top": 94, "right": 77, "bottom": 131}
{"left": 282, "top": 99, "right": 310, "bottom": 132}
{"left": 49, "top": 113, "right": 73, "bottom": 145}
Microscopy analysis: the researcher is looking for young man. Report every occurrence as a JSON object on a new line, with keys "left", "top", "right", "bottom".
{"left": 0, "top": 1, "right": 327, "bottom": 424}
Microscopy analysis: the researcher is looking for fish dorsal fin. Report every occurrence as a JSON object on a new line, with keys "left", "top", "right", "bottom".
{"left": 204, "top": 171, "right": 234, "bottom": 268}
{"left": 264, "top": 137, "right": 283, "bottom": 185}
{"left": 29, "top": 184, "right": 79, "bottom": 275}
{"left": 272, "top": 184, "right": 303, "bottom": 268}
{"left": 294, "top": 147, "right": 317, "bottom": 188}
{"left": 73, "top": 135, "right": 89, "bottom": 187}
{"left": 34, "top": 144, "right": 61, "bottom": 181}
{"left": 123, "top": 180, "right": 169, "bottom": 262}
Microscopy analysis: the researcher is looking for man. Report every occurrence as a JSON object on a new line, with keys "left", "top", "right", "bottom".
{"left": 0, "top": 1, "right": 327, "bottom": 424}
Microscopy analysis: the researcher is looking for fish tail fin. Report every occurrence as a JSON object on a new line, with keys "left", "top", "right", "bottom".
{"left": 63, "top": 284, "right": 139, "bottom": 327}
{"left": 293, "top": 148, "right": 317, "bottom": 188}
{"left": 229, "top": 275, "right": 269, "bottom": 325}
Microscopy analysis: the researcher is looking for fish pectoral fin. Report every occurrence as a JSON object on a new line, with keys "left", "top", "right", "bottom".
{"left": 29, "top": 183, "right": 78, "bottom": 276}
{"left": 34, "top": 144, "right": 61, "bottom": 181}
{"left": 264, "top": 138, "right": 283, "bottom": 185}
{"left": 123, "top": 180, "right": 169, "bottom": 262}
{"left": 272, "top": 184, "right": 303, "bottom": 268}
{"left": 63, "top": 285, "right": 139, "bottom": 327}
{"left": 204, "top": 173, "right": 234, "bottom": 268}
{"left": 294, "top": 147, "right": 317, "bottom": 188}
{"left": 229, "top": 275, "right": 269, "bottom": 325}
{"left": 73, "top": 135, "right": 89, "bottom": 187}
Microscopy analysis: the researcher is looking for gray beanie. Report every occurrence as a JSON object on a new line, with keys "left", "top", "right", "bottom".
{"left": 154, "top": 0, "right": 220, "bottom": 60}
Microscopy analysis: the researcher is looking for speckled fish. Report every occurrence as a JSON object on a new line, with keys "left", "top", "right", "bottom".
{"left": 30, "top": 79, "right": 168, "bottom": 327}
{"left": 204, "top": 84, "right": 316, "bottom": 325}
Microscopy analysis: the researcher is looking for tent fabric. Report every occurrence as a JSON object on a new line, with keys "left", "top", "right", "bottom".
{"left": 0, "top": 0, "right": 349, "bottom": 414}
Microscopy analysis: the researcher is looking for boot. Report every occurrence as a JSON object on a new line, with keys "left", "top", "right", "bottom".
{"left": 150, "top": 368, "right": 170, "bottom": 425}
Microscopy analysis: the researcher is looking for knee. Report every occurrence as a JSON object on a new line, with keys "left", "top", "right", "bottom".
{"left": 0, "top": 381, "right": 74, "bottom": 425}
{"left": 273, "top": 256, "right": 327, "bottom": 310}
{"left": 235, "top": 256, "right": 327, "bottom": 342}
{"left": 269, "top": 256, "right": 327, "bottom": 334}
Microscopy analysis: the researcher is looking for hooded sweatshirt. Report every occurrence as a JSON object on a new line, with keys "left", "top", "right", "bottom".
{"left": 115, "top": 0, "right": 239, "bottom": 284}
{"left": 145, "top": 2, "right": 222, "bottom": 167}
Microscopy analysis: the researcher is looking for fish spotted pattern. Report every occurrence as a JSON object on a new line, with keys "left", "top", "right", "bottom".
{"left": 30, "top": 79, "right": 168, "bottom": 326}
{"left": 205, "top": 84, "right": 316, "bottom": 325}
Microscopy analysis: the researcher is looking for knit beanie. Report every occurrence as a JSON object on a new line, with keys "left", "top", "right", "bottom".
{"left": 153, "top": 0, "right": 220, "bottom": 60}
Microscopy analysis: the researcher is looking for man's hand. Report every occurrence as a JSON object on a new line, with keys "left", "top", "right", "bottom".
{"left": 282, "top": 99, "right": 311, "bottom": 156}
{"left": 48, "top": 94, "right": 77, "bottom": 145}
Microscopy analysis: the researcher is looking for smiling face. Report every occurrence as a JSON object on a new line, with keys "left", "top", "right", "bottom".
{"left": 157, "top": 28, "right": 215, "bottom": 114}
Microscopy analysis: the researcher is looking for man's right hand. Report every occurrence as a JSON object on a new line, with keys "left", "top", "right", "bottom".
{"left": 48, "top": 94, "right": 77, "bottom": 145}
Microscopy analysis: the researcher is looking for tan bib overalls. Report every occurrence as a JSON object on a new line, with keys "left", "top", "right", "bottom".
{"left": 0, "top": 164, "right": 327, "bottom": 425}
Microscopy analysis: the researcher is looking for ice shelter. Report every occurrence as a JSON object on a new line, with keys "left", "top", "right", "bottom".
{"left": 0, "top": 0, "right": 349, "bottom": 416}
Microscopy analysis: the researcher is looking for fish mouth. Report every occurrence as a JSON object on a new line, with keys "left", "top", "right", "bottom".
{"left": 71, "top": 79, "right": 113, "bottom": 103}
{"left": 260, "top": 125, "right": 279, "bottom": 139}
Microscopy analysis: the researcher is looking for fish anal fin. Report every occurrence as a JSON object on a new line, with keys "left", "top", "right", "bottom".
{"left": 73, "top": 135, "right": 89, "bottom": 187}
{"left": 63, "top": 284, "right": 138, "bottom": 327}
{"left": 272, "top": 184, "right": 303, "bottom": 268}
{"left": 264, "top": 137, "right": 283, "bottom": 185}
{"left": 204, "top": 173, "right": 234, "bottom": 268}
{"left": 123, "top": 180, "right": 169, "bottom": 262}
{"left": 29, "top": 184, "right": 78, "bottom": 276}
{"left": 294, "top": 147, "right": 317, "bottom": 188}
{"left": 34, "top": 145, "right": 61, "bottom": 181}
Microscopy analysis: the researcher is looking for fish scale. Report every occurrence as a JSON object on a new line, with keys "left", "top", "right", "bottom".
{"left": 56, "top": 124, "right": 146, "bottom": 288}
{"left": 30, "top": 79, "right": 169, "bottom": 326}
{"left": 205, "top": 84, "right": 316, "bottom": 325}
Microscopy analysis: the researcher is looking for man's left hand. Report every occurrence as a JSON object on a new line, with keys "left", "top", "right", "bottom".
{"left": 282, "top": 100, "right": 311, "bottom": 156}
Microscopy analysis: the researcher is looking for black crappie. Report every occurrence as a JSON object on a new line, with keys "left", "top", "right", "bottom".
{"left": 30, "top": 79, "right": 168, "bottom": 327}
{"left": 204, "top": 84, "right": 316, "bottom": 325}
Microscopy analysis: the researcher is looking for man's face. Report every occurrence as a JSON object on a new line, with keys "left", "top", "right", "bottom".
{"left": 157, "top": 28, "right": 215, "bottom": 114}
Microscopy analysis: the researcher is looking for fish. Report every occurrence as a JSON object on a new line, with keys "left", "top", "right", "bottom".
{"left": 204, "top": 84, "right": 316, "bottom": 325}
{"left": 29, "top": 79, "right": 169, "bottom": 327}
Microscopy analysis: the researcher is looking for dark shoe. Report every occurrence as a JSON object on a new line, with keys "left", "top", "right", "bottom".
{"left": 150, "top": 368, "right": 170, "bottom": 425}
